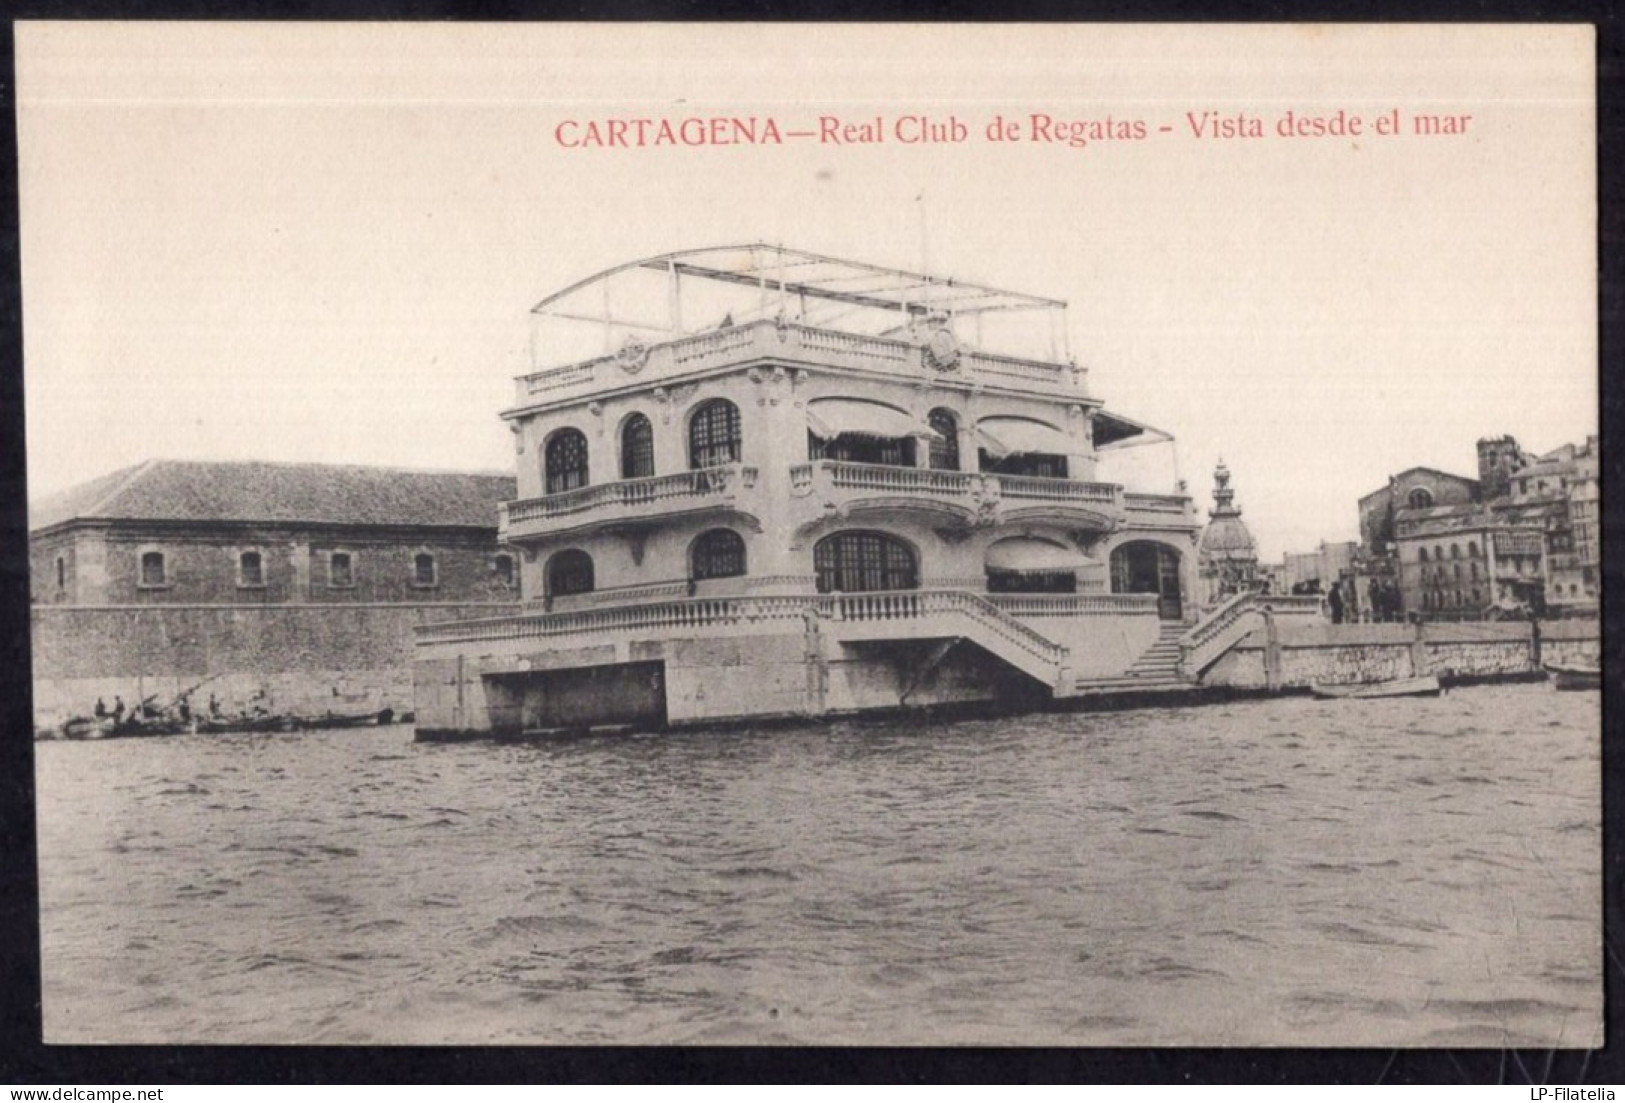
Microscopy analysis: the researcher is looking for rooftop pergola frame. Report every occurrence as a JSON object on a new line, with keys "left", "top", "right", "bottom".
{"left": 528, "top": 243, "right": 1075, "bottom": 370}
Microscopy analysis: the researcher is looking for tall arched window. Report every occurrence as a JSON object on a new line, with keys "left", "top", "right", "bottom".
{"left": 927, "top": 408, "right": 960, "bottom": 471}
{"left": 1468, "top": 541, "right": 1480, "bottom": 558}
{"left": 814, "top": 531, "right": 918, "bottom": 593}
{"left": 1419, "top": 547, "right": 1430, "bottom": 563}
{"left": 690, "top": 528, "right": 746, "bottom": 581}
{"left": 546, "top": 549, "right": 595, "bottom": 597}
{"left": 688, "top": 399, "right": 741, "bottom": 469}
{"left": 1407, "top": 487, "right": 1434, "bottom": 510}
{"left": 1450, "top": 543, "right": 1460, "bottom": 559}
{"left": 621, "top": 414, "right": 654, "bottom": 479}
{"left": 545, "top": 429, "right": 590, "bottom": 494}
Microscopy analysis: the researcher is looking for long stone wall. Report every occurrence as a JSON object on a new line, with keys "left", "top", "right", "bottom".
{"left": 30, "top": 603, "right": 515, "bottom": 726}
{"left": 1201, "top": 619, "right": 1599, "bottom": 689}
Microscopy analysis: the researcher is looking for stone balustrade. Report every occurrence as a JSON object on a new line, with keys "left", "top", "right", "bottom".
{"left": 514, "top": 320, "right": 1081, "bottom": 407}
{"left": 500, "top": 464, "right": 756, "bottom": 540}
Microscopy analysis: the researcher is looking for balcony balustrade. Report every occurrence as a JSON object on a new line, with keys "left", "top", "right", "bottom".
{"left": 513, "top": 319, "right": 1082, "bottom": 409}
{"left": 501, "top": 456, "right": 1191, "bottom": 545}
{"left": 790, "top": 459, "right": 1128, "bottom": 528}
{"left": 500, "top": 464, "right": 757, "bottom": 541}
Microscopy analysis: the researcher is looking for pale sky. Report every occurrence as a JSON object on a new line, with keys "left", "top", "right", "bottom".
{"left": 17, "top": 23, "right": 1596, "bottom": 560}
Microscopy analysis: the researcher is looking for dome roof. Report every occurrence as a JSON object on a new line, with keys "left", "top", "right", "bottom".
{"left": 1198, "top": 459, "right": 1259, "bottom": 563}
{"left": 1200, "top": 515, "right": 1259, "bottom": 560}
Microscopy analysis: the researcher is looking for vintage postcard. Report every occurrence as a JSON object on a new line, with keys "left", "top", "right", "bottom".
{"left": 18, "top": 23, "right": 1599, "bottom": 1047}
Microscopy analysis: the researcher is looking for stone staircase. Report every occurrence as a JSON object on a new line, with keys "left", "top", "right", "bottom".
{"left": 1063, "top": 622, "right": 1193, "bottom": 696}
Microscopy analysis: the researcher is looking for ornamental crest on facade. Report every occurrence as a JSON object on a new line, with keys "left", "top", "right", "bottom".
{"left": 616, "top": 337, "right": 650, "bottom": 374}
{"left": 921, "top": 322, "right": 961, "bottom": 373}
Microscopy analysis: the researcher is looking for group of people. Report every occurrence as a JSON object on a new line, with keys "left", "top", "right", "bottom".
{"left": 91, "top": 691, "right": 232, "bottom": 726}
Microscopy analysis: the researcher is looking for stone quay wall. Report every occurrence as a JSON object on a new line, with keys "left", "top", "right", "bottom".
{"left": 1201, "top": 619, "right": 1599, "bottom": 689}
{"left": 30, "top": 603, "right": 515, "bottom": 726}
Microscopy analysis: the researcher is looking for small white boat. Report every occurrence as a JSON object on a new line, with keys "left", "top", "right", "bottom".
{"left": 1545, "top": 662, "right": 1601, "bottom": 692}
{"left": 1310, "top": 675, "right": 1442, "bottom": 700}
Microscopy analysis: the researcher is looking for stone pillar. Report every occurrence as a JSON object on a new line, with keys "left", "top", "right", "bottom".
{"left": 289, "top": 541, "right": 310, "bottom": 603}
{"left": 73, "top": 532, "right": 110, "bottom": 604}
{"left": 1262, "top": 607, "right": 1282, "bottom": 691}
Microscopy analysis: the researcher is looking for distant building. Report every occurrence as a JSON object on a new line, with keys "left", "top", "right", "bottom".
{"left": 1196, "top": 460, "right": 1259, "bottom": 606}
{"left": 1363, "top": 433, "right": 1597, "bottom": 620}
{"left": 1357, "top": 467, "right": 1480, "bottom": 557}
{"left": 28, "top": 460, "right": 521, "bottom": 726}
{"left": 30, "top": 459, "right": 520, "bottom": 606}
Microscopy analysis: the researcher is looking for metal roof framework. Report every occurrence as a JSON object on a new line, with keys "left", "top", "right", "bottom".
{"left": 530, "top": 243, "right": 1072, "bottom": 358}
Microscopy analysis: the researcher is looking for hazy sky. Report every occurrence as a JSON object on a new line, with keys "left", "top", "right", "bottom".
{"left": 17, "top": 23, "right": 1595, "bottom": 560}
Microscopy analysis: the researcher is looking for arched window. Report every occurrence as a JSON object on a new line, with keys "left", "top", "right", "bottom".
{"left": 545, "top": 429, "right": 590, "bottom": 494}
{"left": 493, "top": 553, "right": 515, "bottom": 588}
{"left": 1110, "top": 541, "right": 1185, "bottom": 620}
{"left": 1434, "top": 545, "right": 1444, "bottom": 562}
{"left": 1450, "top": 544, "right": 1460, "bottom": 559}
{"left": 1468, "top": 541, "right": 1480, "bottom": 558}
{"left": 1453, "top": 563, "right": 1462, "bottom": 581}
{"left": 1407, "top": 487, "right": 1434, "bottom": 510}
{"left": 689, "top": 399, "right": 741, "bottom": 469}
{"left": 54, "top": 557, "right": 65, "bottom": 590}
{"left": 621, "top": 414, "right": 654, "bottom": 480}
{"left": 1470, "top": 562, "right": 1479, "bottom": 581}
{"left": 690, "top": 528, "right": 746, "bottom": 581}
{"left": 1418, "top": 547, "right": 1429, "bottom": 563}
{"left": 927, "top": 408, "right": 960, "bottom": 471}
{"left": 546, "top": 549, "right": 594, "bottom": 597}
{"left": 814, "top": 531, "right": 918, "bottom": 593}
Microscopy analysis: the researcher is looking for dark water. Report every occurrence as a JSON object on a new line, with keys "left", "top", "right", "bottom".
{"left": 36, "top": 684, "right": 1601, "bottom": 1046}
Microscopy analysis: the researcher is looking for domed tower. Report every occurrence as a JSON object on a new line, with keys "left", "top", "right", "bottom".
{"left": 1197, "top": 459, "right": 1260, "bottom": 606}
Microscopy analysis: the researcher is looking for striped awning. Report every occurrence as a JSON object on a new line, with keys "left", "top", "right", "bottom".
{"left": 985, "top": 537, "right": 1095, "bottom": 574}
{"left": 976, "top": 417, "right": 1075, "bottom": 458}
{"left": 806, "top": 399, "right": 941, "bottom": 441}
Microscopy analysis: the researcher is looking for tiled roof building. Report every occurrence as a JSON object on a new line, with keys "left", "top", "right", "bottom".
{"left": 29, "top": 459, "right": 520, "bottom": 606}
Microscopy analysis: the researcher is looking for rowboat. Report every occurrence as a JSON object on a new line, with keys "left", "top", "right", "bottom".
{"left": 1545, "top": 662, "right": 1601, "bottom": 692}
{"left": 1310, "top": 675, "right": 1442, "bottom": 700}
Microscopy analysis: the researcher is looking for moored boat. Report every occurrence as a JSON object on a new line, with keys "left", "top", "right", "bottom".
{"left": 294, "top": 707, "right": 395, "bottom": 730}
{"left": 1545, "top": 662, "right": 1600, "bottom": 692}
{"left": 1310, "top": 675, "right": 1442, "bottom": 700}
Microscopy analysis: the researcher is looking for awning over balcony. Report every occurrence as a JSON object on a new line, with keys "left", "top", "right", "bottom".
{"left": 985, "top": 537, "right": 1096, "bottom": 574}
{"left": 807, "top": 399, "right": 942, "bottom": 441}
{"left": 976, "top": 417, "right": 1075, "bottom": 458}
{"left": 1092, "top": 409, "right": 1175, "bottom": 451}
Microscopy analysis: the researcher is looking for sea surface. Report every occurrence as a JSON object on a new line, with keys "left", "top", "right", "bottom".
{"left": 35, "top": 684, "right": 1602, "bottom": 1046}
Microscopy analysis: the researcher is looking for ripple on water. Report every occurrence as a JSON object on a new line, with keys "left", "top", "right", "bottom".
{"left": 33, "top": 688, "right": 1603, "bottom": 1047}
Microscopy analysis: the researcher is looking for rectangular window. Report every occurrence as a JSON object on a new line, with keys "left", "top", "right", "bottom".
{"left": 238, "top": 550, "right": 264, "bottom": 587}
{"left": 494, "top": 554, "right": 515, "bottom": 587}
{"left": 329, "top": 551, "right": 354, "bottom": 588}
{"left": 413, "top": 552, "right": 438, "bottom": 587}
{"left": 139, "top": 551, "right": 167, "bottom": 587}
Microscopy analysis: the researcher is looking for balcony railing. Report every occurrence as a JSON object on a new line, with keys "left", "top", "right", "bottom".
{"left": 514, "top": 319, "right": 1081, "bottom": 407}
{"left": 792, "top": 460, "right": 977, "bottom": 497}
{"left": 502, "top": 464, "right": 755, "bottom": 532}
{"left": 791, "top": 460, "right": 1125, "bottom": 510}
{"left": 417, "top": 587, "right": 1073, "bottom": 686}
{"left": 999, "top": 473, "right": 1119, "bottom": 504}
{"left": 1124, "top": 492, "right": 1191, "bottom": 516}
{"left": 987, "top": 593, "right": 1158, "bottom": 618}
